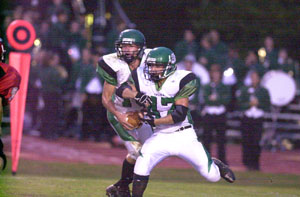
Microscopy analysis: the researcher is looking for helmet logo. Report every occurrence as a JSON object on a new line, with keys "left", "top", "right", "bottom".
{"left": 147, "top": 57, "right": 156, "bottom": 62}
{"left": 122, "top": 38, "right": 135, "bottom": 43}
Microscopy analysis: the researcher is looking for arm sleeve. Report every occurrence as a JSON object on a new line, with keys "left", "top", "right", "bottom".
{"left": 189, "top": 77, "right": 201, "bottom": 105}
{"left": 174, "top": 73, "right": 197, "bottom": 101}
{"left": 97, "top": 59, "right": 118, "bottom": 86}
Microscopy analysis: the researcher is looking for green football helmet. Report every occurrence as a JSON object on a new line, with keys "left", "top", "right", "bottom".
{"left": 145, "top": 47, "right": 177, "bottom": 82}
{"left": 115, "top": 29, "right": 146, "bottom": 64}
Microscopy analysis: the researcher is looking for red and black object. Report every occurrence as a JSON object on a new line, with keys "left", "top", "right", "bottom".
{"left": 6, "top": 20, "right": 35, "bottom": 175}
{"left": 6, "top": 20, "right": 36, "bottom": 51}
{"left": 0, "top": 62, "right": 21, "bottom": 106}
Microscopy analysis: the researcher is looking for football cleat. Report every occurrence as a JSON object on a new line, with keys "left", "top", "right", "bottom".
{"left": 212, "top": 158, "right": 236, "bottom": 183}
{"left": 106, "top": 184, "right": 131, "bottom": 197}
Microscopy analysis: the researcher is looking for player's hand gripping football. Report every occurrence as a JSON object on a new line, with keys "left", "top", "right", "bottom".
{"left": 139, "top": 111, "right": 156, "bottom": 128}
{"left": 116, "top": 112, "right": 135, "bottom": 131}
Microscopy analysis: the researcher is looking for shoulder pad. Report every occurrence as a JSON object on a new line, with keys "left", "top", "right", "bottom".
{"left": 102, "top": 53, "right": 128, "bottom": 72}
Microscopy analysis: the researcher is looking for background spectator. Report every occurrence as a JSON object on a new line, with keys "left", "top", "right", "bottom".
{"left": 274, "top": 48, "right": 298, "bottom": 79}
{"left": 202, "top": 64, "right": 231, "bottom": 164}
{"left": 174, "top": 29, "right": 199, "bottom": 62}
{"left": 243, "top": 51, "right": 266, "bottom": 86}
{"left": 262, "top": 36, "right": 278, "bottom": 70}
{"left": 209, "top": 29, "right": 228, "bottom": 66}
{"left": 39, "top": 51, "right": 67, "bottom": 140}
{"left": 237, "top": 70, "right": 271, "bottom": 170}
{"left": 198, "top": 34, "right": 215, "bottom": 69}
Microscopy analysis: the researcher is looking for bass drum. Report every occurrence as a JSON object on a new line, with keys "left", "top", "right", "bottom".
{"left": 261, "top": 70, "right": 296, "bottom": 106}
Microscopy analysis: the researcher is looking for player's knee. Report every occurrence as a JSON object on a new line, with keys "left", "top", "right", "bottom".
{"left": 134, "top": 155, "right": 152, "bottom": 176}
{"left": 127, "top": 149, "right": 141, "bottom": 161}
{"left": 126, "top": 154, "right": 137, "bottom": 164}
{"left": 126, "top": 141, "right": 142, "bottom": 161}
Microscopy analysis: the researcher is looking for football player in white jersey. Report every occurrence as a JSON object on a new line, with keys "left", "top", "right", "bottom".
{"left": 97, "top": 29, "right": 153, "bottom": 197}
{"left": 117, "top": 47, "right": 236, "bottom": 196}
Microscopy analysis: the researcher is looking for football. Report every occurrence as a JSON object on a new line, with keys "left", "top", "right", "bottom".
{"left": 126, "top": 111, "right": 142, "bottom": 129}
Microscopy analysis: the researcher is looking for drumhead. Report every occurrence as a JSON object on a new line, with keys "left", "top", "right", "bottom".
{"left": 261, "top": 70, "right": 296, "bottom": 106}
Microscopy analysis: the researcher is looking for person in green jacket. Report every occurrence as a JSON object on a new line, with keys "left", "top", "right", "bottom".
{"left": 39, "top": 52, "right": 67, "bottom": 140}
{"left": 198, "top": 34, "right": 216, "bottom": 70}
{"left": 202, "top": 64, "right": 231, "bottom": 164}
{"left": 272, "top": 48, "right": 298, "bottom": 79}
{"left": 174, "top": 29, "right": 199, "bottom": 62}
{"left": 209, "top": 29, "right": 228, "bottom": 67}
{"left": 261, "top": 36, "right": 278, "bottom": 70}
{"left": 236, "top": 70, "right": 271, "bottom": 171}
{"left": 79, "top": 48, "right": 105, "bottom": 141}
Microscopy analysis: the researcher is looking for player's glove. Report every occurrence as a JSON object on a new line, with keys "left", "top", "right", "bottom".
{"left": 134, "top": 92, "right": 152, "bottom": 107}
{"left": 140, "top": 113, "right": 156, "bottom": 129}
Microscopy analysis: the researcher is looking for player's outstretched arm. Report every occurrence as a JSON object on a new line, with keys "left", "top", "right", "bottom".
{"left": 102, "top": 81, "right": 134, "bottom": 130}
{"left": 116, "top": 82, "right": 152, "bottom": 107}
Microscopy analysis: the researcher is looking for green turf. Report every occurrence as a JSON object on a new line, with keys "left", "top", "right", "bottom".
{"left": 0, "top": 159, "right": 300, "bottom": 197}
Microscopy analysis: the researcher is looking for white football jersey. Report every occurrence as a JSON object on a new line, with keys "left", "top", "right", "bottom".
{"left": 133, "top": 67, "right": 195, "bottom": 133}
{"left": 99, "top": 49, "right": 151, "bottom": 113}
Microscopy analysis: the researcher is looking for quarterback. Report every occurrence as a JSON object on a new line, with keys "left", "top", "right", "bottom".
{"left": 97, "top": 29, "right": 153, "bottom": 196}
{"left": 117, "top": 47, "right": 236, "bottom": 196}
{"left": 0, "top": 38, "right": 21, "bottom": 172}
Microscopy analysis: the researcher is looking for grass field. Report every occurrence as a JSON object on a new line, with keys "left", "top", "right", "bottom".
{"left": 0, "top": 159, "right": 300, "bottom": 197}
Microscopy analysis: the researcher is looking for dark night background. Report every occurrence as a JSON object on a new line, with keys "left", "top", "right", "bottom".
{"left": 118, "top": 0, "right": 300, "bottom": 60}
{"left": 1, "top": 0, "right": 300, "bottom": 60}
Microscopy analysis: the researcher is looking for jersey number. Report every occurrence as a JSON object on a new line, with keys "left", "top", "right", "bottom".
{"left": 150, "top": 96, "right": 174, "bottom": 118}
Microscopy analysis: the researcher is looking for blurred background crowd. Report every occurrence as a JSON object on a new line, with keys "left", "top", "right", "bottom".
{"left": 1, "top": 0, "right": 300, "bottom": 170}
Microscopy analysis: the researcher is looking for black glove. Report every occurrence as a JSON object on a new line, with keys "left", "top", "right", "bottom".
{"left": 0, "top": 138, "right": 7, "bottom": 171}
{"left": 140, "top": 114, "right": 156, "bottom": 128}
{"left": 135, "top": 92, "right": 152, "bottom": 107}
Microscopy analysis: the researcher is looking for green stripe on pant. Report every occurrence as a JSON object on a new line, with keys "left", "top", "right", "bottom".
{"left": 107, "top": 111, "right": 137, "bottom": 141}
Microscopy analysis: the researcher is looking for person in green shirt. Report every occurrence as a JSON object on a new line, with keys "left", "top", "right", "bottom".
{"left": 174, "top": 29, "right": 199, "bottom": 62}
{"left": 209, "top": 29, "right": 228, "bottom": 67}
{"left": 236, "top": 70, "right": 271, "bottom": 171}
{"left": 261, "top": 36, "right": 278, "bottom": 70}
{"left": 202, "top": 64, "right": 231, "bottom": 164}
{"left": 79, "top": 48, "right": 104, "bottom": 141}
{"left": 243, "top": 51, "right": 266, "bottom": 86}
{"left": 272, "top": 48, "right": 298, "bottom": 79}
{"left": 198, "top": 34, "right": 216, "bottom": 70}
{"left": 39, "top": 52, "right": 67, "bottom": 140}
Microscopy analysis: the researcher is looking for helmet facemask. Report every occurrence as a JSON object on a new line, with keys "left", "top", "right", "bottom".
{"left": 145, "top": 58, "right": 176, "bottom": 82}
{"left": 115, "top": 40, "right": 144, "bottom": 64}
